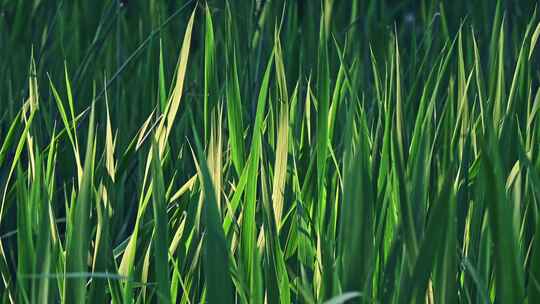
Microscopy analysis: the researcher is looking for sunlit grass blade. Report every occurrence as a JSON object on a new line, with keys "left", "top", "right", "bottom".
{"left": 272, "top": 101, "right": 288, "bottom": 230}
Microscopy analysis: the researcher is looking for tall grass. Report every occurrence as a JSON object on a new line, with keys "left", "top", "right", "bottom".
{"left": 1, "top": 0, "right": 540, "bottom": 303}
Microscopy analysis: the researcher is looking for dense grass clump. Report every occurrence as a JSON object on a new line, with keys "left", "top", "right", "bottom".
{"left": 2, "top": 0, "right": 540, "bottom": 303}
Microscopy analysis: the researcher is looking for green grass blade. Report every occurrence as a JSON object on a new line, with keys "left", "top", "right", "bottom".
{"left": 150, "top": 138, "right": 171, "bottom": 304}
{"left": 190, "top": 115, "right": 234, "bottom": 304}
{"left": 64, "top": 103, "right": 95, "bottom": 303}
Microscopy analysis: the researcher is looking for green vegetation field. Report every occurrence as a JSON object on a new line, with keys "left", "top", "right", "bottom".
{"left": 1, "top": 0, "right": 540, "bottom": 303}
